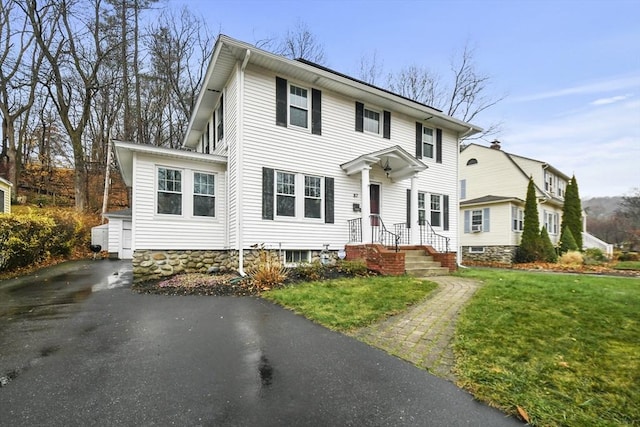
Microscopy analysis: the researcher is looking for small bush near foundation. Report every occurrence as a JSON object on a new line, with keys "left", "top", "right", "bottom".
{"left": 583, "top": 248, "right": 607, "bottom": 265}
{"left": 559, "top": 250, "right": 583, "bottom": 266}
{"left": 617, "top": 251, "right": 639, "bottom": 262}
{"left": 290, "top": 262, "right": 325, "bottom": 281}
{"left": 337, "top": 259, "right": 368, "bottom": 277}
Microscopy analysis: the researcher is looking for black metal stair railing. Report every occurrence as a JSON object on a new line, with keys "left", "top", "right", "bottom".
{"left": 393, "top": 223, "right": 411, "bottom": 245}
{"left": 420, "top": 221, "right": 450, "bottom": 253}
{"left": 347, "top": 217, "right": 362, "bottom": 243}
{"left": 370, "top": 214, "right": 400, "bottom": 252}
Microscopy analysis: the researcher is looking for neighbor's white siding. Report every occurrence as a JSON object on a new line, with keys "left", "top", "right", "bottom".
{"left": 0, "top": 181, "right": 11, "bottom": 214}
{"left": 237, "top": 66, "right": 460, "bottom": 251}
{"left": 107, "top": 217, "right": 123, "bottom": 253}
{"left": 461, "top": 203, "right": 519, "bottom": 247}
{"left": 131, "top": 152, "right": 227, "bottom": 250}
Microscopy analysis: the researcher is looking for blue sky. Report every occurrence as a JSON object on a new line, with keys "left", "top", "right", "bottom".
{"left": 172, "top": 0, "right": 639, "bottom": 198}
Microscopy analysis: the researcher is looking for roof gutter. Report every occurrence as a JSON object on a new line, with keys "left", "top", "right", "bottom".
{"left": 237, "top": 48, "right": 251, "bottom": 277}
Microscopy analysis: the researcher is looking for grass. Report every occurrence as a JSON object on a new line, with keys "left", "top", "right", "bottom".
{"left": 262, "top": 275, "right": 437, "bottom": 332}
{"left": 454, "top": 269, "right": 640, "bottom": 426}
{"left": 614, "top": 260, "right": 640, "bottom": 271}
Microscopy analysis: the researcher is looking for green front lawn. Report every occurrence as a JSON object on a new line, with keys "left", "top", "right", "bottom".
{"left": 262, "top": 275, "right": 437, "bottom": 331}
{"left": 614, "top": 260, "right": 640, "bottom": 271}
{"left": 455, "top": 269, "right": 640, "bottom": 426}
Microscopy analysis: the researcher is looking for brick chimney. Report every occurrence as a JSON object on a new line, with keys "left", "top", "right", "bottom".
{"left": 490, "top": 140, "right": 501, "bottom": 150}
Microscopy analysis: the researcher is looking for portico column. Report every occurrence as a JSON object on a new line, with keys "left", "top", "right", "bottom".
{"left": 410, "top": 174, "right": 419, "bottom": 245}
{"left": 361, "top": 167, "right": 371, "bottom": 243}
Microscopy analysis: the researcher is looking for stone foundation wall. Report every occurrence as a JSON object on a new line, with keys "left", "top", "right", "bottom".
{"left": 461, "top": 245, "right": 517, "bottom": 264}
{"left": 132, "top": 248, "right": 337, "bottom": 282}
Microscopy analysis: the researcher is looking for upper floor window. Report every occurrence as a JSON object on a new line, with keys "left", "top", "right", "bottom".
{"left": 422, "top": 127, "right": 434, "bottom": 159}
{"left": 216, "top": 96, "right": 224, "bottom": 142}
{"left": 363, "top": 107, "right": 380, "bottom": 134}
{"left": 512, "top": 206, "right": 524, "bottom": 231}
{"left": 289, "top": 84, "right": 309, "bottom": 128}
{"left": 157, "top": 167, "right": 182, "bottom": 215}
{"left": 194, "top": 172, "right": 215, "bottom": 217}
{"left": 466, "top": 158, "right": 478, "bottom": 166}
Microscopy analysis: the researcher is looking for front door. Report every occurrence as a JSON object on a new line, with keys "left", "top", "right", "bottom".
{"left": 370, "top": 183, "right": 380, "bottom": 226}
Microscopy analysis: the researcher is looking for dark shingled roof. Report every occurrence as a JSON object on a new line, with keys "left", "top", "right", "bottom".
{"left": 460, "top": 195, "right": 524, "bottom": 206}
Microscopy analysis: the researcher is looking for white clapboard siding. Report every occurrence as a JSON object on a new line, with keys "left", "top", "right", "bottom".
{"left": 132, "top": 152, "right": 227, "bottom": 250}
{"left": 236, "top": 67, "right": 460, "bottom": 250}
{"left": 223, "top": 67, "right": 239, "bottom": 248}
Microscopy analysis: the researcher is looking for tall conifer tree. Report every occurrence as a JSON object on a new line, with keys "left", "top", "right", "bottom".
{"left": 515, "top": 177, "right": 543, "bottom": 263}
{"left": 561, "top": 175, "right": 583, "bottom": 250}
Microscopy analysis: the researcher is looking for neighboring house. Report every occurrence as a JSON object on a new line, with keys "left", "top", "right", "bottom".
{"left": 459, "top": 141, "right": 612, "bottom": 263}
{"left": 0, "top": 177, "right": 12, "bottom": 214}
{"left": 114, "top": 35, "right": 482, "bottom": 280}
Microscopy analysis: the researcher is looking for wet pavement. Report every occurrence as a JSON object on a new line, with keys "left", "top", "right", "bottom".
{"left": 0, "top": 260, "right": 523, "bottom": 426}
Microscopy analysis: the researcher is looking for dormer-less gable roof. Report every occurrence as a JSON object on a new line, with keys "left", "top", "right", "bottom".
{"left": 462, "top": 143, "right": 570, "bottom": 198}
{"left": 184, "top": 35, "right": 483, "bottom": 149}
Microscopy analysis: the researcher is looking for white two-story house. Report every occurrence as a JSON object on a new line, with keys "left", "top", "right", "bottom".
{"left": 113, "top": 35, "right": 482, "bottom": 280}
{"left": 459, "top": 141, "right": 611, "bottom": 264}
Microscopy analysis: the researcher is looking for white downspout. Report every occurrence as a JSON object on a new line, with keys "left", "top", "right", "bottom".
{"left": 237, "top": 49, "right": 251, "bottom": 276}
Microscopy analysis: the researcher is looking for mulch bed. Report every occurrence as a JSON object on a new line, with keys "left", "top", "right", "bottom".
{"left": 465, "top": 261, "right": 640, "bottom": 278}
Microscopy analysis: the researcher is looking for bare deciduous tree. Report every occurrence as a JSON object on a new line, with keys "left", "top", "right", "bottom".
{"left": 259, "top": 19, "right": 326, "bottom": 64}
{"left": 0, "top": 0, "right": 43, "bottom": 197}
{"left": 23, "top": 0, "right": 118, "bottom": 211}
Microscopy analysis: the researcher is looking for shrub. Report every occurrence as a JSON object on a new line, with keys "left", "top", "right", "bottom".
{"left": 583, "top": 248, "right": 608, "bottom": 265}
{"left": 515, "top": 178, "right": 543, "bottom": 263}
{"left": 559, "top": 226, "right": 578, "bottom": 254}
{"left": 540, "top": 227, "right": 558, "bottom": 263}
{"left": 337, "top": 259, "right": 369, "bottom": 276}
{"left": 559, "top": 250, "right": 584, "bottom": 267}
{"left": 0, "top": 214, "right": 55, "bottom": 270}
{"left": 617, "top": 251, "right": 639, "bottom": 262}
{"left": 47, "top": 210, "right": 85, "bottom": 257}
{"left": 246, "top": 247, "right": 288, "bottom": 289}
{"left": 290, "top": 261, "right": 325, "bottom": 281}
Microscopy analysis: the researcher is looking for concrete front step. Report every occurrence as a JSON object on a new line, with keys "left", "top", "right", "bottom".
{"left": 401, "top": 249, "right": 449, "bottom": 276}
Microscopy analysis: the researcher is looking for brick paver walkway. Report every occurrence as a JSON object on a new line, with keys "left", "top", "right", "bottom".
{"left": 350, "top": 276, "right": 481, "bottom": 382}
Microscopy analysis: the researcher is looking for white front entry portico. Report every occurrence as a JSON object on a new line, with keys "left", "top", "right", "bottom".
{"left": 341, "top": 145, "right": 427, "bottom": 245}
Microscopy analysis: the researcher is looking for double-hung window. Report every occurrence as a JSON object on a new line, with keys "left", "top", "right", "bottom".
{"left": 430, "top": 194, "right": 442, "bottom": 227}
{"left": 193, "top": 172, "right": 215, "bottom": 217}
{"left": 216, "top": 99, "right": 224, "bottom": 142}
{"left": 276, "top": 171, "right": 296, "bottom": 217}
{"left": 418, "top": 193, "right": 426, "bottom": 225}
{"left": 363, "top": 107, "right": 380, "bottom": 134}
{"left": 512, "top": 206, "right": 524, "bottom": 231}
{"left": 544, "top": 210, "right": 559, "bottom": 235}
{"left": 422, "top": 127, "right": 434, "bottom": 158}
{"left": 157, "top": 167, "right": 182, "bottom": 215}
{"left": 289, "top": 85, "right": 309, "bottom": 128}
{"left": 471, "top": 210, "right": 483, "bottom": 232}
{"left": 304, "top": 176, "right": 322, "bottom": 218}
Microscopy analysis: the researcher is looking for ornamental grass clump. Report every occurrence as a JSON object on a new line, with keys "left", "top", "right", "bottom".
{"left": 246, "top": 247, "right": 288, "bottom": 290}
{"left": 559, "top": 250, "right": 583, "bottom": 267}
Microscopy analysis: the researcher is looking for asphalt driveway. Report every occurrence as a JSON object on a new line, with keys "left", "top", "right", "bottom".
{"left": 0, "top": 260, "right": 523, "bottom": 426}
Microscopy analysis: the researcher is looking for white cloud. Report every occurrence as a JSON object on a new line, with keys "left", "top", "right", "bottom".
{"left": 513, "top": 74, "right": 640, "bottom": 102}
{"left": 590, "top": 94, "right": 630, "bottom": 106}
{"left": 498, "top": 99, "right": 640, "bottom": 197}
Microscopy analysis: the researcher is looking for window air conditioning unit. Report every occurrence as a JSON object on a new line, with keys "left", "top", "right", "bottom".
{"left": 471, "top": 224, "right": 482, "bottom": 233}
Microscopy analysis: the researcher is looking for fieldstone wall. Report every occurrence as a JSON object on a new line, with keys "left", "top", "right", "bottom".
{"left": 461, "top": 245, "right": 517, "bottom": 264}
{"left": 132, "top": 248, "right": 337, "bottom": 282}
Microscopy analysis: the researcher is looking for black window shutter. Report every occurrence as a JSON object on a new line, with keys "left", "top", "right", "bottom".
{"left": 355, "top": 102, "right": 364, "bottom": 132}
{"left": 436, "top": 128, "right": 443, "bottom": 163}
{"left": 406, "top": 189, "right": 411, "bottom": 228}
{"left": 262, "top": 168, "right": 274, "bottom": 220}
{"left": 211, "top": 112, "right": 215, "bottom": 151}
{"left": 324, "top": 177, "right": 334, "bottom": 223}
{"left": 383, "top": 110, "right": 391, "bottom": 139}
{"left": 443, "top": 194, "right": 449, "bottom": 230}
{"left": 275, "top": 77, "right": 287, "bottom": 127}
{"left": 312, "top": 89, "right": 322, "bottom": 135}
{"left": 415, "top": 122, "right": 423, "bottom": 158}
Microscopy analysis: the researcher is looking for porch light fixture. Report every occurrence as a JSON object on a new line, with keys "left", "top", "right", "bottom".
{"left": 381, "top": 158, "right": 392, "bottom": 177}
